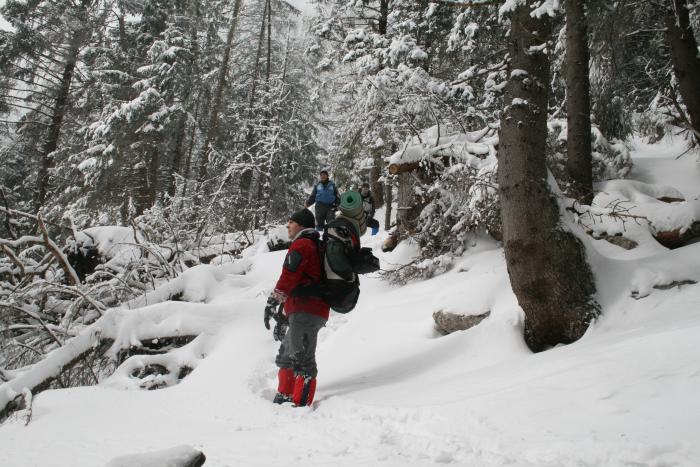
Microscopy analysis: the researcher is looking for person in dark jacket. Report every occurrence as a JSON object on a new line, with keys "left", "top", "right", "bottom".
{"left": 264, "top": 208, "right": 329, "bottom": 406}
{"left": 360, "top": 182, "right": 379, "bottom": 235}
{"left": 305, "top": 170, "right": 340, "bottom": 231}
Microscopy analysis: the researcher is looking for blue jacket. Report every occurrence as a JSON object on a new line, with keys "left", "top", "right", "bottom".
{"left": 306, "top": 180, "right": 339, "bottom": 207}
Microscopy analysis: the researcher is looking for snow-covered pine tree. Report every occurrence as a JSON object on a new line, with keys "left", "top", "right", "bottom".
{"left": 0, "top": 0, "right": 109, "bottom": 217}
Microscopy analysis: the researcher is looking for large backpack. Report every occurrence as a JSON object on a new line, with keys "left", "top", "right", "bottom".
{"left": 295, "top": 217, "right": 379, "bottom": 313}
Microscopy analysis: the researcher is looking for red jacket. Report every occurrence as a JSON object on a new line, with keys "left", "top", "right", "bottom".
{"left": 274, "top": 230, "right": 330, "bottom": 321}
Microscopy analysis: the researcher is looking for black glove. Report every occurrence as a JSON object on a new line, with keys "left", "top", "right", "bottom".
{"left": 272, "top": 305, "right": 288, "bottom": 341}
{"left": 264, "top": 295, "right": 280, "bottom": 330}
{"left": 351, "top": 247, "right": 381, "bottom": 274}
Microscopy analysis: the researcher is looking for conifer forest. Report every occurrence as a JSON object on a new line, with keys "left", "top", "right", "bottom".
{"left": 0, "top": 1, "right": 699, "bottom": 466}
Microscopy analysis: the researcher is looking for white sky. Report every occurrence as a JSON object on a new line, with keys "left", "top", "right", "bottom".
{"left": 284, "top": 0, "right": 317, "bottom": 16}
{"left": 0, "top": 0, "right": 9, "bottom": 31}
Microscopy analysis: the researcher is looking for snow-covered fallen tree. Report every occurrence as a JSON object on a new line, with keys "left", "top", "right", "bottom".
{"left": 0, "top": 215, "right": 268, "bottom": 422}
{"left": 0, "top": 204, "right": 263, "bottom": 415}
{"left": 0, "top": 264, "right": 242, "bottom": 421}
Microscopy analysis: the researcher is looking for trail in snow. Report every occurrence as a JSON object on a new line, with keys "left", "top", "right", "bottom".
{"left": 1, "top": 137, "right": 699, "bottom": 466}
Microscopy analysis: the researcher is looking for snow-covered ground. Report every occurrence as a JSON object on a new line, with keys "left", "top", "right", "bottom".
{"left": 1, "top": 138, "right": 699, "bottom": 466}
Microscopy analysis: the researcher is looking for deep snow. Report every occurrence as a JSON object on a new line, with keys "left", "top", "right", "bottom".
{"left": 1, "top": 137, "right": 699, "bottom": 466}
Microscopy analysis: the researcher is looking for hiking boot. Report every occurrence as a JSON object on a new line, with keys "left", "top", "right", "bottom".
{"left": 273, "top": 368, "right": 294, "bottom": 404}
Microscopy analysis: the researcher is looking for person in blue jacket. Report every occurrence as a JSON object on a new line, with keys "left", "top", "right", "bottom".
{"left": 304, "top": 170, "right": 340, "bottom": 231}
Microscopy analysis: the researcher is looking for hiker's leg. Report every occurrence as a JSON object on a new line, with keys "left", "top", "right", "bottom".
{"left": 325, "top": 204, "right": 336, "bottom": 225}
{"left": 314, "top": 204, "right": 327, "bottom": 231}
{"left": 287, "top": 313, "right": 326, "bottom": 406}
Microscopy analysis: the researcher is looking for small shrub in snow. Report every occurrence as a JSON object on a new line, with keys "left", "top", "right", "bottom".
{"left": 547, "top": 119, "right": 633, "bottom": 186}
{"left": 386, "top": 253, "right": 455, "bottom": 285}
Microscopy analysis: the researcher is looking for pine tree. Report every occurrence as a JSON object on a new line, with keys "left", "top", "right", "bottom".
{"left": 0, "top": 0, "right": 107, "bottom": 215}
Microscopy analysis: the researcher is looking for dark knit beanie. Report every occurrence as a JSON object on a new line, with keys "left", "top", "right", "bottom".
{"left": 289, "top": 208, "right": 315, "bottom": 229}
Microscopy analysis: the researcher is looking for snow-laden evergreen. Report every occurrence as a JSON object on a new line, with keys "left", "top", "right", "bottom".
{"left": 1, "top": 1, "right": 700, "bottom": 465}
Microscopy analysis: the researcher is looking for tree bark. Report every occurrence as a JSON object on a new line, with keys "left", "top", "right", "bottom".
{"left": 197, "top": 0, "right": 243, "bottom": 181}
{"left": 564, "top": 0, "right": 593, "bottom": 204}
{"left": 384, "top": 179, "right": 393, "bottom": 231}
{"left": 117, "top": 15, "right": 128, "bottom": 52}
{"left": 168, "top": 114, "right": 188, "bottom": 199}
{"left": 369, "top": 158, "right": 385, "bottom": 208}
{"left": 498, "top": 2, "right": 599, "bottom": 352}
{"left": 664, "top": 0, "right": 700, "bottom": 144}
{"left": 369, "top": 146, "right": 385, "bottom": 208}
{"left": 266, "top": 0, "right": 272, "bottom": 83}
{"left": 147, "top": 145, "right": 160, "bottom": 207}
{"left": 181, "top": 97, "right": 201, "bottom": 201}
{"left": 378, "top": 0, "right": 389, "bottom": 35}
{"left": 396, "top": 171, "right": 420, "bottom": 234}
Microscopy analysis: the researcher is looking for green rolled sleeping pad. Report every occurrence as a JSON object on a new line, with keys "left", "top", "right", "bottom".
{"left": 340, "top": 191, "right": 363, "bottom": 216}
{"left": 339, "top": 191, "right": 367, "bottom": 236}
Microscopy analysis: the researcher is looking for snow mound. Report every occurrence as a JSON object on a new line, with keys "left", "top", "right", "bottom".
{"left": 106, "top": 445, "right": 203, "bottom": 467}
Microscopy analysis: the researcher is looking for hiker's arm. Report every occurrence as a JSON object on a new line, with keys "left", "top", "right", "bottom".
{"left": 274, "top": 241, "right": 309, "bottom": 299}
{"left": 305, "top": 186, "right": 316, "bottom": 208}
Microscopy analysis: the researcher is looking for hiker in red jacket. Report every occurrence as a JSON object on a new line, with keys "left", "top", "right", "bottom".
{"left": 264, "top": 208, "right": 329, "bottom": 406}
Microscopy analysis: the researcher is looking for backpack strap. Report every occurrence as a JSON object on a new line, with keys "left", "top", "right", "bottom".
{"left": 290, "top": 229, "right": 326, "bottom": 298}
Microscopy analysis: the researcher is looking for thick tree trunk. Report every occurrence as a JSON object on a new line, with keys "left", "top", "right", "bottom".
{"left": 564, "top": 0, "right": 593, "bottom": 204}
{"left": 197, "top": 0, "right": 243, "bottom": 181}
{"left": 396, "top": 171, "right": 420, "bottom": 234}
{"left": 498, "top": 2, "right": 599, "bottom": 352}
{"left": 664, "top": 0, "right": 700, "bottom": 144}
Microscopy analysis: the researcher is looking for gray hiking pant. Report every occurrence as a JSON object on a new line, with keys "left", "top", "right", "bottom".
{"left": 314, "top": 203, "right": 335, "bottom": 231}
{"left": 275, "top": 312, "right": 326, "bottom": 377}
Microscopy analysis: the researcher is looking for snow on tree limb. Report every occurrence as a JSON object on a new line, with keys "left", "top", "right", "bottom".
{"left": 38, "top": 214, "right": 80, "bottom": 286}
{"left": 0, "top": 300, "right": 232, "bottom": 422}
{"left": 499, "top": 0, "right": 561, "bottom": 20}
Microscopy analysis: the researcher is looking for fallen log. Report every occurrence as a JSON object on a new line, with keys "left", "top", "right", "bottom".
{"left": 388, "top": 161, "right": 421, "bottom": 175}
{"left": 0, "top": 301, "right": 222, "bottom": 422}
{"left": 652, "top": 221, "right": 700, "bottom": 249}
{"left": 0, "top": 328, "right": 112, "bottom": 422}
